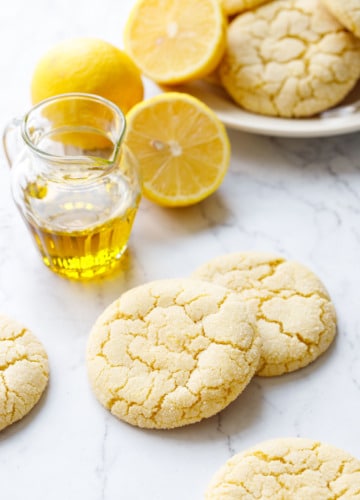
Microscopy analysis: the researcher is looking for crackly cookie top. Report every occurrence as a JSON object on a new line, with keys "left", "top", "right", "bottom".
{"left": 0, "top": 314, "right": 49, "bottom": 431}
{"left": 86, "top": 278, "right": 261, "bottom": 429}
{"left": 205, "top": 437, "right": 360, "bottom": 499}
{"left": 219, "top": 0, "right": 360, "bottom": 117}
{"left": 192, "top": 252, "right": 337, "bottom": 376}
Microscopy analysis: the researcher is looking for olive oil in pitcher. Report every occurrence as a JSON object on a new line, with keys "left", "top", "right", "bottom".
{"left": 22, "top": 169, "right": 140, "bottom": 280}
{"left": 3, "top": 94, "right": 142, "bottom": 280}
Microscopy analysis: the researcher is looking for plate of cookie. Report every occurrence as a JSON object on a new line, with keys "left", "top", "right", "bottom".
{"left": 174, "top": 0, "right": 360, "bottom": 139}
{"left": 176, "top": 79, "right": 360, "bottom": 139}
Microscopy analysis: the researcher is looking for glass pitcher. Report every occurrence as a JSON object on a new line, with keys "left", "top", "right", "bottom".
{"left": 3, "top": 93, "right": 142, "bottom": 280}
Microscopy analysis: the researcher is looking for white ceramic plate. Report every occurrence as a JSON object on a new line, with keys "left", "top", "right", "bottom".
{"left": 175, "top": 80, "right": 360, "bottom": 138}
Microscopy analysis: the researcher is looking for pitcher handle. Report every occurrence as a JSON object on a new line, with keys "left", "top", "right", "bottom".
{"left": 2, "top": 117, "right": 22, "bottom": 167}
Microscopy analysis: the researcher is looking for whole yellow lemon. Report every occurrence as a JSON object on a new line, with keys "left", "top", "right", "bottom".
{"left": 31, "top": 37, "right": 144, "bottom": 114}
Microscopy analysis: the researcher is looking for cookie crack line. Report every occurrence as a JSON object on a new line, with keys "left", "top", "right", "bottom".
{"left": 241, "top": 286, "right": 331, "bottom": 304}
{"left": 101, "top": 328, "right": 256, "bottom": 409}
{"left": 1, "top": 380, "right": 28, "bottom": 409}
{"left": 98, "top": 322, "right": 258, "bottom": 368}
{"left": 99, "top": 291, "right": 235, "bottom": 353}
{"left": 0, "top": 373, "right": 16, "bottom": 421}
{"left": 263, "top": 289, "right": 330, "bottom": 301}
{"left": 207, "top": 257, "right": 284, "bottom": 282}
{"left": 181, "top": 303, "right": 257, "bottom": 350}
{"left": 206, "top": 439, "right": 360, "bottom": 499}
{"left": 148, "top": 387, "right": 200, "bottom": 424}
{"left": 98, "top": 306, "right": 256, "bottom": 357}
{"left": 329, "top": 463, "right": 360, "bottom": 486}
{"left": 234, "top": 27, "right": 348, "bottom": 69}
{"left": 0, "top": 327, "right": 27, "bottom": 342}
{"left": 198, "top": 261, "right": 330, "bottom": 301}
{"left": 0, "top": 354, "right": 45, "bottom": 372}
{"left": 257, "top": 310, "right": 321, "bottom": 348}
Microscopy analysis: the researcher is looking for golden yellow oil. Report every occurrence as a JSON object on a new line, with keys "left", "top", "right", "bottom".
{"left": 24, "top": 205, "right": 138, "bottom": 279}
{"left": 13, "top": 125, "right": 141, "bottom": 280}
{"left": 21, "top": 172, "right": 140, "bottom": 280}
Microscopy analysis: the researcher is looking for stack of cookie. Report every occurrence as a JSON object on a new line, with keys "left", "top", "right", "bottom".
{"left": 86, "top": 252, "right": 337, "bottom": 429}
{"left": 217, "top": 0, "right": 360, "bottom": 117}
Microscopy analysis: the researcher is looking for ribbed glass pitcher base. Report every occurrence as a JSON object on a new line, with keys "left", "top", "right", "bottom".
{"left": 41, "top": 245, "right": 127, "bottom": 280}
{"left": 25, "top": 205, "right": 138, "bottom": 280}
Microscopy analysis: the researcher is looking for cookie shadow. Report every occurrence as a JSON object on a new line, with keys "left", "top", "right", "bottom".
{"left": 135, "top": 337, "right": 337, "bottom": 444}
{"left": 138, "top": 380, "right": 265, "bottom": 444}
{"left": 45, "top": 193, "right": 234, "bottom": 302}
{"left": 256, "top": 332, "right": 338, "bottom": 392}
{"left": 44, "top": 247, "right": 141, "bottom": 307}
{"left": 0, "top": 382, "right": 50, "bottom": 441}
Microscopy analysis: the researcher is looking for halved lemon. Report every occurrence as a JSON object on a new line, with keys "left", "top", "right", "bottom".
{"left": 125, "top": 92, "right": 231, "bottom": 207}
{"left": 124, "top": 0, "right": 227, "bottom": 84}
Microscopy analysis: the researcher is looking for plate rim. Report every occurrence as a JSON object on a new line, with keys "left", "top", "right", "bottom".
{"left": 177, "top": 81, "right": 360, "bottom": 138}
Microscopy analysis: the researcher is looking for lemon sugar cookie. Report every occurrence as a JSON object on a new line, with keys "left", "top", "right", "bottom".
{"left": 205, "top": 437, "right": 360, "bottom": 499}
{"left": 86, "top": 279, "right": 261, "bottom": 429}
{"left": 192, "top": 252, "right": 337, "bottom": 376}
{"left": 219, "top": 0, "right": 360, "bottom": 117}
{"left": 0, "top": 314, "right": 49, "bottom": 431}
{"left": 322, "top": 0, "right": 360, "bottom": 38}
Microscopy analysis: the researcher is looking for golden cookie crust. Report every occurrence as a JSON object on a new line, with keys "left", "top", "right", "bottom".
{"left": 205, "top": 437, "right": 360, "bottom": 499}
{"left": 219, "top": 0, "right": 360, "bottom": 117}
{"left": 322, "top": 0, "right": 360, "bottom": 38}
{"left": 86, "top": 279, "right": 261, "bottom": 429}
{"left": 221, "top": 0, "right": 270, "bottom": 16}
{"left": 0, "top": 314, "right": 49, "bottom": 431}
{"left": 192, "top": 252, "right": 337, "bottom": 376}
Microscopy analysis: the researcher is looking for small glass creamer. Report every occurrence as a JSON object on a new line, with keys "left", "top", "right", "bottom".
{"left": 3, "top": 93, "right": 142, "bottom": 280}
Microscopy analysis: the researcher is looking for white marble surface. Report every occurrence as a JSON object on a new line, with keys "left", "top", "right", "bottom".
{"left": 1, "top": 1, "right": 360, "bottom": 499}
